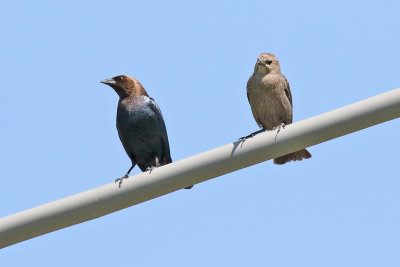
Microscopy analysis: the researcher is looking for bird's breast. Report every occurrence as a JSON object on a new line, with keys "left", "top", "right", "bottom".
{"left": 247, "top": 74, "right": 292, "bottom": 129}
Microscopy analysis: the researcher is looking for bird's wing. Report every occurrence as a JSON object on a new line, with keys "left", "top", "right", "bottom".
{"left": 246, "top": 76, "right": 252, "bottom": 103}
{"left": 148, "top": 98, "right": 172, "bottom": 164}
{"left": 282, "top": 75, "right": 293, "bottom": 123}
{"left": 283, "top": 76, "right": 293, "bottom": 108}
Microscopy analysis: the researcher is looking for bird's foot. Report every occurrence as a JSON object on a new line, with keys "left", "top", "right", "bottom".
{"left": 239, "top": 129, "right": 266, "bottom": 141}
{"left": 146, "top": 166, "right": 154, "bottom": 173}
{"left": 146, "top": 157, "right": 161, "bottom": 174}
{"left": 146, "top": 165, "right": 159, "bottom": 174}
{"left": 115, "top": 173, "right": 129, "bottom": 188}
{"left": 273, "top": 123, "right": 286, "bottom": 140}
{"left": 239, "top": 133, "right": 255, "bottom": 141}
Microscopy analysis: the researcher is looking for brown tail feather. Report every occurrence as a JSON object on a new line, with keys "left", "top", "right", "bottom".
{"left": 273, "top": 148, "right": 312, "bottom": 165}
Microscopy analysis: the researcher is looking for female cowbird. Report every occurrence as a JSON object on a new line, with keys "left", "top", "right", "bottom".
{"left": 101, "top": 75, "right": 192, "bottom": 188}
{"left": 243, "top": 53, "right": 311, "bottom": 164}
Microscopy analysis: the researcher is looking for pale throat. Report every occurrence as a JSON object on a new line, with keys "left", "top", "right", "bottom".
{"left": 256, "top": 65, "right": 269, "bottom": 74}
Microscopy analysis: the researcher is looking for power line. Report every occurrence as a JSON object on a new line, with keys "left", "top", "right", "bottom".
{"left": 1, "top": 88, "right": 399, "bottom": 249}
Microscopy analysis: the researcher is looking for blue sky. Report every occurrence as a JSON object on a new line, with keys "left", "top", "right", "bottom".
{"left": 1, "top": 0, "right": 399, "bottom": 266}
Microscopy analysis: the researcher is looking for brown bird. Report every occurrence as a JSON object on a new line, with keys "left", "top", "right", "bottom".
{"left": 101, "top": 75, "right": 192, "bottom": 188}
{"left": 242, "top": 53, "right": 311, "bottom": 164}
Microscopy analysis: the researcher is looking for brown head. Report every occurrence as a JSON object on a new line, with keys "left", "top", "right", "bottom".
{"left": 101, "top": 75, "right": 148, "bottom": 98}
{"left": 254, "top": 53, "right": 281, "bottom": 74}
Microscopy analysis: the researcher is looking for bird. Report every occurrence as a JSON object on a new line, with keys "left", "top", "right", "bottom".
{"left": 101, "top": 75, "right": 192, "bottom": 188}
{"left": 242, "top": 53, "right": 312, "bottom": 164}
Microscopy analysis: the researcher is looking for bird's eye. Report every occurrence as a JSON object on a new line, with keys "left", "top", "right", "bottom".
{"left": 116, "top": 76, "right": 124, "bottom": 81}
{"left": 266, "top": 60, "right": 272, "bottom": 65}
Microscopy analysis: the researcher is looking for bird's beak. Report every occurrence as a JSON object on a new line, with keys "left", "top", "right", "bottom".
{"left": 100, "top": 78, "right": 116, "bottom": 85}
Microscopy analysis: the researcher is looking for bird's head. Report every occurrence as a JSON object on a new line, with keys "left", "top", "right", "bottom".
{"left": 254, "top": 53, "right": 281, "bottom": 74}
{"left": 101, "top": 75, "right": 148, "bottom": 98}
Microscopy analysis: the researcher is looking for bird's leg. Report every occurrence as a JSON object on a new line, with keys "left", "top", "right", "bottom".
{"left": 155, "top": 156, "right": 160, "bottom": 167}
{"left": 239, "top": 128, "right": 266, "bottom": 141}
{"left": 115, "top": 165, "right": 134, "bottom": 188}
{"left": 273, "top": 123, "right": 286, "bottom": 141}
{"left": 146, "top": 156, "right": 161, "bottom": 174}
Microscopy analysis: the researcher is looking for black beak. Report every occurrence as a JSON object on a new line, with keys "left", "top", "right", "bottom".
{"left": 100, "top": 78, "right": 116, "bottom": 85}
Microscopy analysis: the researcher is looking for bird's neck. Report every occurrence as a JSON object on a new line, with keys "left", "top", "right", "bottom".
{"left": 111, "top": 86, "right": 130, "bottom": 99}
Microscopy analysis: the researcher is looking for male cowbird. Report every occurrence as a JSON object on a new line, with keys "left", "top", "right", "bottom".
{"left": 242, "top": 53, "right": 311, "bottom": 164}
{"left": 101, "top": 75, "right": 192, "bottom": 188}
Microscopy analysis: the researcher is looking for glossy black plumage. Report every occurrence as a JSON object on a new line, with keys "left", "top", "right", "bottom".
{"left": 101, "top": 75, "right": 192, "bottom": 188}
